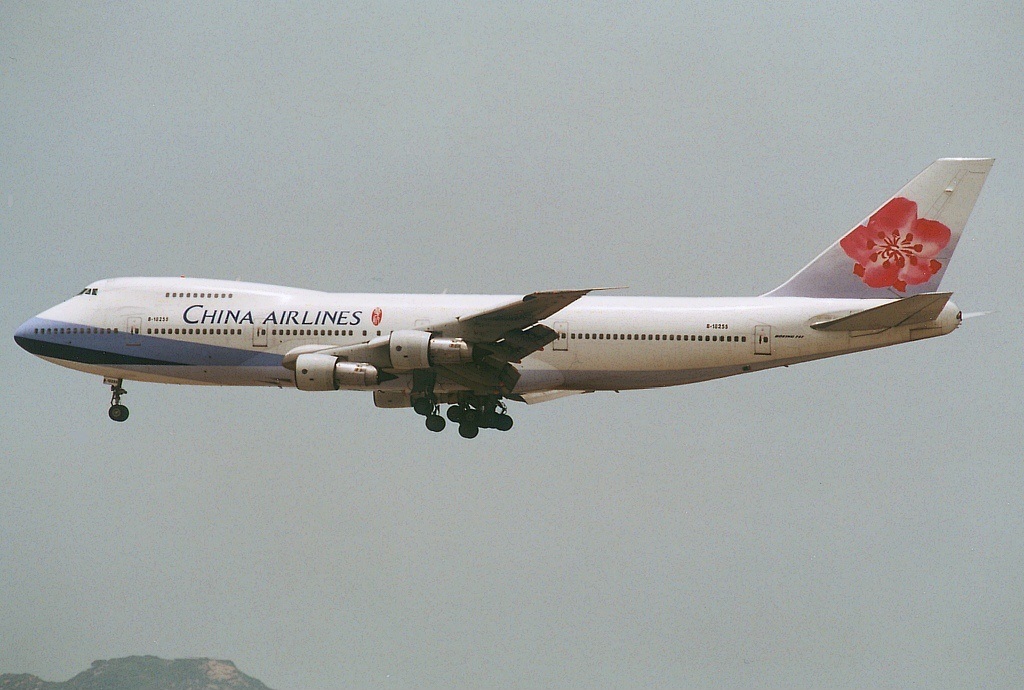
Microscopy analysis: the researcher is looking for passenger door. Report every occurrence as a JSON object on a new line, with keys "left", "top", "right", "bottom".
{"left": 754, "top": 325, "right": 771, "bottom": 355}
{"left": 553, "top": 321, "right": 569, "bottom": 351}
{"left": 126, "top": 317, "right": 142, "bottom": 346}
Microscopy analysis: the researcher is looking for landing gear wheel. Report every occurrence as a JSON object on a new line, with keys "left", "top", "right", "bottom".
{"left": 107, "top": 379, "right": 129, "bottom": 422}
{"left": 425, "top": 414, "right": 446, "bottom": 432}
{"left": 412, "top": 397, "right": 434, "bottom": 416}
{"left": 494, "top": 414, "right": 513, "bottom": 431}
{"left": 458, "top": 423, "right": 479, "bottom": 439}
{"left": 446, "top": 405, "right": 464, "bottom": 423}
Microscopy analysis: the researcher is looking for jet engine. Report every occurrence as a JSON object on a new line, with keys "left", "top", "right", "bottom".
{"left": 293, "top": 353, "right": 383, "bottom": 391}
{"left": 387, "top": 330, "right": 473, "bottom": 370}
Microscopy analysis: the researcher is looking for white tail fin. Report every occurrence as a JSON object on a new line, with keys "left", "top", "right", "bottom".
{"left": 765, "top": 158, "right": 994, "bottom": 298}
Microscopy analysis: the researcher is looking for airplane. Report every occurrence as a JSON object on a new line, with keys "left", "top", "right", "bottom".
{"left": 15, "top": 158, "right": 992, "bottom": 438}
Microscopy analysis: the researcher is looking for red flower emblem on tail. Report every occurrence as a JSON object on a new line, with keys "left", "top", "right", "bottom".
{"left": 839, "top": 197, "right": 951, "bottom": 292}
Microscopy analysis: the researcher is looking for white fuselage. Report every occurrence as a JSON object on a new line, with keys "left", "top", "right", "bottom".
{"left": 15, "top": 277, "right": 961, "bottom": 398}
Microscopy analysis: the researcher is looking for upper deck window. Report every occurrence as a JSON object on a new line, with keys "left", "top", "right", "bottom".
{"left": 167, "top": 290, "right": 234, "bottom": 299}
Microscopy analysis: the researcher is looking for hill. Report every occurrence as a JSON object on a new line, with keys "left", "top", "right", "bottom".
{"left": 0, "top": 656, "right": 273, "bottom": 690}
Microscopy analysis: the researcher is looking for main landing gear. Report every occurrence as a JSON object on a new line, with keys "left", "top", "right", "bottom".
{"left": 413, "top": 394, "right": 514, "bottom": 437}
{"left": 107, "top": 378, "right": 129, "bottom": 422}
{"left": 413, "top": 395, "right": 447, "bottom": 433}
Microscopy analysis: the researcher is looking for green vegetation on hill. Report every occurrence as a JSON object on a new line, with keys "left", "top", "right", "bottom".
{"left": 0, "top": 656, "right": 273, "bottom": 690}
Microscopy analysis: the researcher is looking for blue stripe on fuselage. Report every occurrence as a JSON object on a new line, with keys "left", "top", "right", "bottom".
{"left": 14, "top": 317, "right": 282, "bottom": 367}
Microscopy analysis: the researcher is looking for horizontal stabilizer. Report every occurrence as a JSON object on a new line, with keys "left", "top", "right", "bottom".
{"left": 811, "top": 292, "right": 952, "bottom": 331}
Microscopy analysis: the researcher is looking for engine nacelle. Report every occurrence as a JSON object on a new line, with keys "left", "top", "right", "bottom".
{"left": 388, "top": 330, "right": 473, "bottom": 371}
{"left": 294, "top": 353, "right": 381, "bottom": 391}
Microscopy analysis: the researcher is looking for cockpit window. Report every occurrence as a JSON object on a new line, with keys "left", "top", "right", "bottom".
{"left": 77, "top": 288, "right": 99, "bottom": 296}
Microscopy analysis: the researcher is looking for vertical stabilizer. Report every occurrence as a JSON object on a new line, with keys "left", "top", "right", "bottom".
{"left": 765, "top": 158, "right": 993, "bottom": 298}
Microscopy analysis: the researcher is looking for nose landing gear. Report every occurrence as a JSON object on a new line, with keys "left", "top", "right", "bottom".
{"left": 106, "top": 378, "right": 129, "bottom": 422}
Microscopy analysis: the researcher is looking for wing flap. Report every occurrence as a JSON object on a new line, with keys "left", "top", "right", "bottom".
{"left": 811, "top": 292, "right": 952, "bottom": 332}
{"left": 475, "top": 324, "right": 558, "bottom": 365}
{"left": 509, "top": 389, "right": 592, "bottom": 405}
{"left": 435, "top": 361, "right": 521, "bottom": 394}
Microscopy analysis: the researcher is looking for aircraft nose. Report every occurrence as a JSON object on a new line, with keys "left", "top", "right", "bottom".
{"left": 14, "top": 317, "right": 37, "bottom": 352}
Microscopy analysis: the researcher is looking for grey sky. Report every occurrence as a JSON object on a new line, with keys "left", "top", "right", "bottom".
{"left": 2, "top": 3, "right": 1022, "bottom": 688}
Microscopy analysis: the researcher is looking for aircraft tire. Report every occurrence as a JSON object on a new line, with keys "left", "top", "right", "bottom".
{"left": 108, "top": 405, "right": 129, "bottom": 422}
{"left": 458, "top": 423, "right": 479, "bottom": 439}
{"left": 446, "top": 405, "right": 463, "bottom": 423}
{"left": 495, "top": 414, "right": 513, "bottom": 432}
{"left": 425, "top": 414, "right": 446, "bottom": 432}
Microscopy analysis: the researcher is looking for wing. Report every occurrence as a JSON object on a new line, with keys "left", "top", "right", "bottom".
{"left": 430, "top": 288, "right": 613, "bottom": 393}
{"left": 283, "top": 288, "right": 612, "bottom": 395}
{"left": 429, "top": 288, "right": 611, "bottom": 342}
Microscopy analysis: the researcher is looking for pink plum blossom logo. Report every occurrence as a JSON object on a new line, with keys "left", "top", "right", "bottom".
{"left": 839, "top": 197, "right": 951, "bottom": 292}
